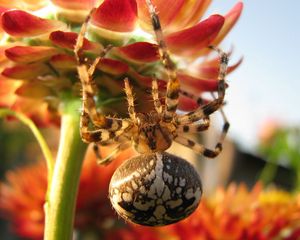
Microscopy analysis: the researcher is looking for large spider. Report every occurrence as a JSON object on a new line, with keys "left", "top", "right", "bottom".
{"left": 75, "top": 0, "right": 229, "bottom": 227}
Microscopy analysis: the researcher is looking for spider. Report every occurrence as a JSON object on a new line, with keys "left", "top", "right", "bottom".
{"left": 75, "top": 0, "right": 229, "bottom": 226}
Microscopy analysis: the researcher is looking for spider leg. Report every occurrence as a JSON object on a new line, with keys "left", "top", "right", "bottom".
{"left": 146, "top": 0, "right": 179, "bottom": 122}
{"left": 78, "top": 65, "right": 130, "bottom": 131}
{"left": 151, "top": 77, "right": 163, "bottom": 114}
{"left": 180, "top": 90, "right": 207, "bottom": 107}
{"left": 177, "top": 117, "right": 210, "bottom": 133}
{"left": 174, "top": 135, "right": 222, "bottom": 158}
{"left": 93, "top": 142, "right": 132, "bottom": 165}
{"left": 80, "top": 126, "right": 111, "bottom": 143}
{"left": 74, "top": 8, "right": 96, "bottom": 64}
{"left": 177, "top": 46, "right": 229, "bottom": 125}
{"left": 74, "top": 7, "right": 113, "bottom": 74}
{"left": 74, "top": 12, "right": 129, "bottom": 132}
{"left": 210, "top": 92, "right": 230, "bottom": 147}
{"left": 124, "top": 78, "right": 137, "bottom": 123}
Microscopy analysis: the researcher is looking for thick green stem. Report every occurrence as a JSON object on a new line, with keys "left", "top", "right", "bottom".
{"left": 44, "top": 101, "right": 87, "bottom": 240}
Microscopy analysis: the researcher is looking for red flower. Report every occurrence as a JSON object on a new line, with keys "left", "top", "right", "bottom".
{"left": 160, "top": 183, "right": 300, "bottom": 240}
{"left": 0, "top": 146, "right": 136, "bottom": 239}
{"left": 0, "top": 0, "right": 243, "bottom": 125}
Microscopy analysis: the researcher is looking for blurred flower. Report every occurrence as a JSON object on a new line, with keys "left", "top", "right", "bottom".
{"left": 3, "top": 158, "right": 300, "bottom": 240}
{"left": 0, "top": 0, "right": 243, "bottom": 125}
{"left": 258, "top": 119, "right": 300, "bottom": 190}
{"left": 161, "top": 183, "right": 300, "bottom": 240}
{"left": 0, "top": 146, "right": 136, "bottom": 239}
{"left": 4, "top": 159, "right": 300, "bottom": 240}
{"left": 258, "top": 118, "right": 282, "bottom": 146}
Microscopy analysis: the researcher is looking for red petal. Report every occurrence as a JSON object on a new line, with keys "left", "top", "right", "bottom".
{"left": 212, "top": 2, "right": 243, "bottom": 45}
{"left": 91, "top": 0, "right": 137, "bottom": 32}
{"left": 178, "top": 73, "right": 219, "bottom": 93}
{"left": 0, "top": 76, "right": 20, "bottom": 107}
{"left": 50, "top": 54, "right": 77, "bottom": 70}
{"left": 0, "top": 7, "right": 8, "bottom": 34}
{"left": 2, "top": 63, "right": 50, "bottom": 80}
{"left": 136, "top": 0, "right": 185, "bottom": 32}
{"left": 49, "top": 31, "right": 103, "bottom": 52}
{"left": 0, "top": 0, "right": 47, "bottom": 11}
{"left": 1, "top": 10, "right": 66, "bottom": 37}
{"left": 15, "top": 82, "right": 52, "bottom": 98}
{"left": 11, "top": 98, "right": 57, "bottom": 127}
{"left": 97, "top": 58, "right": 129, "bottom": 75}
{"left": 165, "top": 15, "right": 224, "bottom": 56}
{"left": 51, "top": 0, "right": 97, "bottom": 10}
{"left": 5, "top": 46, "right": 60, "bottom": 63}
{"left": 178, "top": 95, "right": 198, "bottom": 112}
{"left": 182, "top": 0, "right": 212, "bottom": 29}
{"left": 116, "top": 42, "right": 159, "bottom": 63}
{"left": 195, "top": 57, "right": 243, "bottom": 79}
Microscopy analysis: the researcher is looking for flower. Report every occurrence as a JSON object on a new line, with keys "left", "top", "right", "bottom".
{"left": 0, "top": 145, "right": 136, "bottom": 239}
{"left": 160, "top": 183, "right": 300, "bottom": 240}
{"left": 0, "top": 0, "right": 243, "bottom": 125}
{"left": 3, "top": 156, "right": 300, "bottom": 240}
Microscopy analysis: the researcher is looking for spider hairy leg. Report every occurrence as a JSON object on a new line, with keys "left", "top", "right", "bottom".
{"left": 124, "top": 78, "right": 137, "bottom": 123}
{"left": 75, "top": 11, "right": 131, "bottom": 147}
{"left": 151, "top": 77, "right": 163, "bottom": 114}
{"left": 74, "top": 8, "right": 96, "bottom": 64}
{"left": 93, "top": 142, "right": 132, "bottom": 165}
{"left": 177, "top": 47, "right": 229, "bottom": 125}
{"left": 75, "top": 10, "right": 126, "bottom": 131}
{"left": 146, "top": 0, "right": 180, "bottom": 122}
{"left": 211, "top": 92, "right": 230, "bottom": 148}
{"left": 177, "top": 117, "right": 210, "bottom": 133}
{"left": 174, "top": 135, "right": 222, "bottom": 158}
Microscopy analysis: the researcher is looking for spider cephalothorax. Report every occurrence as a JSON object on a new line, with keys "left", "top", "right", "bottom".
{"left": 133, "top": 111, "right": 176, "bottom": 153}
{"left": 75, "top": 0, "right": 229, "bottom": 226}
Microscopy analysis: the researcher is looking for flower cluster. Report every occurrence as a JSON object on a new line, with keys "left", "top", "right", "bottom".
{"left": 0, "top": 146, "right": 135, "bottom": 239}
{"left": 0, "top": 0, "right": 245, "bottom": 239}
{"left": 1, "top": 149, "right": 300, "bottom": 240}
{"left": 0, "top": 0, "right": 242, "bottom": 127}
{"left": 162, "top": 183, "right": 300, "bottom": 240}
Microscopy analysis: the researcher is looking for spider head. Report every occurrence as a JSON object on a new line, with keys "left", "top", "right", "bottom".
{"left": 133, "top": 112, "right": 174, "bottom": 154}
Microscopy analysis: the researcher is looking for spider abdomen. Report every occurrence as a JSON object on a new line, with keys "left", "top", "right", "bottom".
{"left": 109, "top": 152, "right": 202, "bottom": 226}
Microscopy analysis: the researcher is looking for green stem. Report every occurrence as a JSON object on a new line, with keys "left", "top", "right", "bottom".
{"left": 0, "top": 108, "right": 54, "bottom": 183}
{"left": 44, "top": 100, "right": 87, "bottom": 240}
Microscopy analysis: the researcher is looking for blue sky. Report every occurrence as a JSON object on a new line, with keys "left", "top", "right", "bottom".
{"left": 205, "top": 1, "right": 300, "bottom": 152}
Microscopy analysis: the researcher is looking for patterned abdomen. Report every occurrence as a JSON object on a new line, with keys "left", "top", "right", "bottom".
{"left": 109, "top": 152, "right": 202, "bottom": 226}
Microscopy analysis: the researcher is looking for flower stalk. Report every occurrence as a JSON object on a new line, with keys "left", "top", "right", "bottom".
{"left": 44, "top": 99, "right": 87, "bottom": 240}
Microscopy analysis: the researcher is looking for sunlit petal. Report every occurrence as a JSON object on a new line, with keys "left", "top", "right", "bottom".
{"left": 194, "top": 57, "right": 243, "bottom": 79}
{"left": 91, "top": 0, "right": 137, "bottom": 32}
{"left": 2, "top": 10, "right": 66, "bottom": 37}
{"left": 211, "top": 2, "right": 243, "bottom": 46}
{"left": 178, "top": 73, "right": 219, "bottom": 93}
{"left": 97, "top": 58, "right": 129, "bottom": 75}
{"left": 2, "top": 63, "right": 50, "bottom": 80}
{"left": 15, "top": 82, "right": 53, "bottom": 98}
{"left": 136, "top": 0, "right": 185, "bottom": 32}
{"left": 49, "top": 31, "right": 103, "bottom": 52}
{"left": 115, "top": 42, "right": 159, "bottom": 63}
{"left": 0, "top": 0, "right": 47, "bottom": 10}
{"left": 49, "top": 54, "right": 77, "bottom": 71}
{"left": 166, "top": 15, "right": 224, "bottom": 56}
{"left": 51, "top": 0, "right": 98, "bottom": 10}
{"left": 5, "top": 46, "right": 61, "bottom": 63}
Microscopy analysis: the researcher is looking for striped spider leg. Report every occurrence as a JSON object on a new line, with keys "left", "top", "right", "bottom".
{"left": 174, "top": 47, "right": 230, "bottom": 158}
{"left": 104, "top": 0, "right": 231, "bottom": 226}
{"left": 145, "top": 0, "right": 180, "bottom": 122}
{"left": 74, "top": 10, "right": 132, "bottom": 165}
{"left": 146, "top": 0, "right": 229, "bottom": 158}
